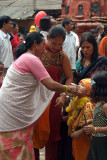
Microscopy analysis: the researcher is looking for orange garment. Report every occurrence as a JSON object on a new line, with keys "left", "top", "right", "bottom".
{"left": 33, "top": 102, "right": 51, "bottom": 149}
{"left": 80, "top": 78, "right": 91, "bottom": 95}
{"left": 72, "top": 101, "right": 94, "bottom": 160}
{"left": 72, "top": 134, "right": 90, "bottom": 160}
{"left": 99, "top": 36, "right": 107, "bottom": 57}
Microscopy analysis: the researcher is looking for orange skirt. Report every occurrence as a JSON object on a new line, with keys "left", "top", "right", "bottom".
{"left": 72, "top": 134, "right": 90, "bottom": 160}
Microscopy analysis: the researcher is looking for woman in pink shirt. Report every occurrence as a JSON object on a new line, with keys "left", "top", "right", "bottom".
{"left": 0, "top": 32, "right": 76, "bottom": 160}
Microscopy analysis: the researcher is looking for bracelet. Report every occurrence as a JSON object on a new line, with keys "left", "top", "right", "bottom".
{"left": 94, "top": 127, "right": 97, "bottom": 134}
{"left": 60, "top": 92, "right": 66, "bottom": 96}
{"left": 63, "top": 85, "right": 68, "bottom": 92}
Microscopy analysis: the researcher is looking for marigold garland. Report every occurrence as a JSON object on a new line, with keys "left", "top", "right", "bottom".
{"left": 66, "top": 97, "right": 89, "bottom": 134}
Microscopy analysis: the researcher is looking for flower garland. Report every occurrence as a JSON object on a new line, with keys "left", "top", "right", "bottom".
{"left": 66, "top": 96, "right": 89, "bottom": 134}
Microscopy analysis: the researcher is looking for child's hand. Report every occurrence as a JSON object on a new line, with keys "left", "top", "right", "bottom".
{"left": 80, "top": 119, "right": 93, "bottom": 127}
{"left": 84, "top": 124, "right": 95, "bottom": 134}
{"left": 70, "top": 128, "right": 85, "bottom": 139}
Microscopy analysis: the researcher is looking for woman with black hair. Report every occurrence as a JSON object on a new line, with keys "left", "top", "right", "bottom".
{"left": 84, "top": 70, "right": 107, "bottom": 160}
{"left": 0, "top": 31, "right": 76, "bottom": 160}
{"left": 33, "top": 25, "right": 74, "bottom": 160}
{"left": 76, "top": 32, "right": 107, "bottom": 83}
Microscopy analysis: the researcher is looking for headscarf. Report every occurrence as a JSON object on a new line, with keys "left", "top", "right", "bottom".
{"left": 80, "top": 78, "right": 91, "bottom": 95}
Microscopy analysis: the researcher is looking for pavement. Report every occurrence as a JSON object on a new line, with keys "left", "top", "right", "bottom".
{"left": 40, "top": 148, "right": 45, "bottom": 160}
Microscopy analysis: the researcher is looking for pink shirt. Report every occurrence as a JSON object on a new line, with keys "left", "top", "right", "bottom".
{"left": 13, "top": 53, "right": 50, "bottom": 81}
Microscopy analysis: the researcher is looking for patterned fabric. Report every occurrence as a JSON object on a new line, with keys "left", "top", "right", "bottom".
{"left": 72, "top": 101, "right": 94, "bottom": 160}
{"left": 79, "top": 78, "right": 91, "bottom": 95}
{"left": 0, "top": 124, "right": 35, "bottom": 160}
{"left": 40, "top": 49, "right": 64, "bottom": 141}
{"left": 77, "top": 56, "right": 107, "bottom": 83}
{"left": 0, "top": 65, "right": 54, "bottom": 131}
{"left": 93, "top": 102, "right": 107, "bottom": 137}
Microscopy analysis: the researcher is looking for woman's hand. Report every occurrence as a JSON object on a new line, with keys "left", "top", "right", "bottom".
{"left": 84, "top": 124, "right": 95, "bottom": 134}
{"left": 67, "top": 84, "right": 77, "bottom": 96}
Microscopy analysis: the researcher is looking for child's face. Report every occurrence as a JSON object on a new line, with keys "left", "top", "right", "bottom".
{"left": 77, "top": 82, "right": 87, "bottom": 97}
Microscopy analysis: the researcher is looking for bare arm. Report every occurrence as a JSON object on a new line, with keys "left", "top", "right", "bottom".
{"left": 102, "top": 103, "right": 107, "bottom": 117}
{"left": 41, "top": 77, "right": 65, "bottom": 92}
{"left": 41, "top": 77, "right": 77, "bottom": 94}
{"left": 62, "top": 52, "right": 73, "bottom": 85}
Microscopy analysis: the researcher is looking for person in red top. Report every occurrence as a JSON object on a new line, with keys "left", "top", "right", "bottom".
{"left": 10, "top": 21, "right": 20, "bottom": 57}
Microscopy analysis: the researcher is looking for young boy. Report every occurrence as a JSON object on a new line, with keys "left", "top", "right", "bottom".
{"left": 66, "top": 78, "right": 94, "bottom": 160}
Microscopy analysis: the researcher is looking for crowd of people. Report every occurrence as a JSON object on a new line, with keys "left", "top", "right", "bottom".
{"left": 0, "top": 14, "right": 107, "bottom": 160}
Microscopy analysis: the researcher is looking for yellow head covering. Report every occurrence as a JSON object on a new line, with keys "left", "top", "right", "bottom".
{"left": 80, "top": 78, "right": 91, "bottom": 95}
{"left": 29, "top": 25, "right": 36, "bottom": 33}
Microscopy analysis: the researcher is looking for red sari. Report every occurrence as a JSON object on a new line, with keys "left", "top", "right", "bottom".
{"left": 40, "top": 45, "right": 64, "bottom": 160}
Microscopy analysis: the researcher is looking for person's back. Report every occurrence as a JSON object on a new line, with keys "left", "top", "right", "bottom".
{"left": 39, "top": 16, "right": 52, "bottom": 43}
{"left": 0, "top": 15, "right": 14, "bottom": 75}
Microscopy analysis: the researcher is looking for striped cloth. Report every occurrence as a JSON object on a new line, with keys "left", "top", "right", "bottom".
{"left": 0, "top": 65, "right": 55, "bottom": 132}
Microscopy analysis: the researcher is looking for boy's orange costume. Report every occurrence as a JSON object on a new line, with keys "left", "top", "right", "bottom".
{"left": 66, "top": 78, "right": 94, "bottom": 160}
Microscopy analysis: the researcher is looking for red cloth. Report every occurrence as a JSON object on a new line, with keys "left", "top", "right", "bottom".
{"left": 44, "top": 45, "right": 62, "bottom": 142}
{"left": 11, "top": 33, "right": 20, "bottom": 53}
{"left": 41, "top": 45, "right": 63, "bottom": 160}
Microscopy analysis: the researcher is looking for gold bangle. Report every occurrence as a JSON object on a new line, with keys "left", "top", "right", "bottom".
{"left": 63, "top": 85, "right": 68, "bottom": 92}
{"left": 94, "top": 127, "right": 97, "bottom": 134}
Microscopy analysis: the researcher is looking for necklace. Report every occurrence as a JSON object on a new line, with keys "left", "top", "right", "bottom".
{"left": 83, "top": 59, "right": 90, "bottom": 67}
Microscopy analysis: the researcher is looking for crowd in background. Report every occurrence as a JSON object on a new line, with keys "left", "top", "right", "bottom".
{"left": 0, "top": 13, "right": 107, "bottom": 160}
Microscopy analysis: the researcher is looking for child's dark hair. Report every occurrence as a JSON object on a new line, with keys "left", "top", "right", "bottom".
{"left": 14, "top": 32, "right": 43, "bottom": 59}
{"left": 12, "top": 21, "right": 17, "bottom": 28}
{"left": 91, "top": 70, "right": 107, "bottom": 103}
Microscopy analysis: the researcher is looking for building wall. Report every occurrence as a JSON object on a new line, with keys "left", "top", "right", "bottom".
{"left": 62, "top": 0, "right": 107, "bottom": 18}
